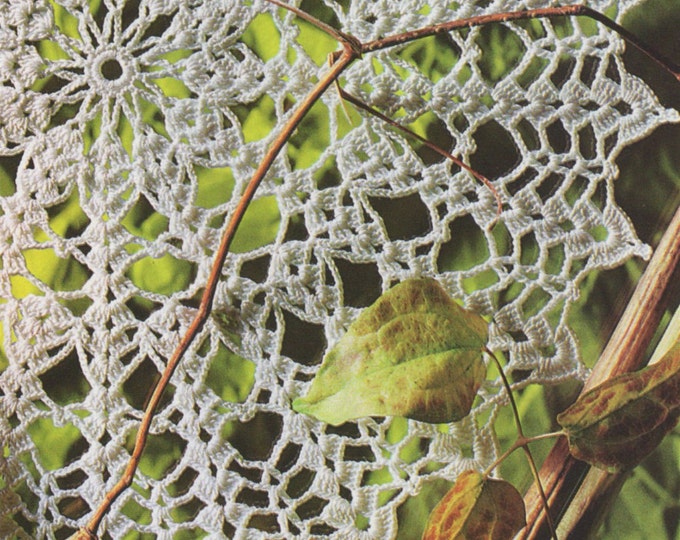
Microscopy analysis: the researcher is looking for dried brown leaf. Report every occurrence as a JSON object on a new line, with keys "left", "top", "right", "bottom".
{"left": 557, "top": 342, "right": 680, "bottom": 472}
{"left": 422, "top": 470, "right": 526, "bottom": 540}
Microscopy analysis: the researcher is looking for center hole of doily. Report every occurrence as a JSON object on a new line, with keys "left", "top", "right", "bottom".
{"left": 100, "top": 58, "right": 124, "bottom": 81}
{"left": 87, "top": 49, "right": 137, "bottom": 95}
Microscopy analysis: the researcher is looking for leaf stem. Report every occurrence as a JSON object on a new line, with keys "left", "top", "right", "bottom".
{"left": 484, "top": 347, "right": 558, "bottom": 540}
{"left": 483, "top": 431, "right": 564, "bottom": 477}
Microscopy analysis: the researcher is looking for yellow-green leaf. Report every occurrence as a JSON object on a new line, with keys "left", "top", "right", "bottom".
{"left": 292, "top": 278, "right": 488, "bottom": 425}
{"left": 422, "top": 470, "right": 526, "bottom": 540}
{"left": 557, "top": 341, "right": 680, "bottom": 472}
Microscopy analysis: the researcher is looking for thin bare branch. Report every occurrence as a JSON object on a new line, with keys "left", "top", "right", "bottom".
{"left": 485, "top": 348, "right": 558, "bottom": 540}
{"left": 359, "top": 5, "right": 680, "bottom": 83}
{"left": 339, "top": 88, "right": 503, "bottom": 220}
{"left": 83, "top": 41, "right": 360, "bottom": 540}
{"left": 265, "top": 0, "right": 362, "bottom": 51}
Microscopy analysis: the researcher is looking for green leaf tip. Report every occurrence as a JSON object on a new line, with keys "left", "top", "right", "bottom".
{"left": 292, "top": 277, "right": 489, "bottom": 425}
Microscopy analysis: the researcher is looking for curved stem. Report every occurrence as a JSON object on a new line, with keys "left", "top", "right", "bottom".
{"left": 338, "top": 89, "right": 503, "bottom": 220}
{"left": 483, "top": 431, "right": 564, "bottom": 478}
{"left": 485, "top": 347, "right": 558, "bottom": 540}
{"left": 82, "top": 36, "right": 361, "bottom": 540}
{"left": 360, "top": 5, "right": 680, "bottom": 82}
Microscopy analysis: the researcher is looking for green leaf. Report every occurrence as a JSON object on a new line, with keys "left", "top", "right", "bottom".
{"left": 292, "top": 278, "right": 488, "bottom": 425}
{"left": 422, "top": 470, "right": 526, "bottom": 540}
{"left": 557, "top": 341, "right": 680, "bottom": 472}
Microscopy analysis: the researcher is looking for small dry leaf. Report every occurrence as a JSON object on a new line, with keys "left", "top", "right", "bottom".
{"left": 557, "top": 341, "right": 680, "bottom": 472}
{"left": 423, "top": 470, "right": 526, "bottom": 540}
{"left": 292, "top": 278, "right": 488, "bottom": 425}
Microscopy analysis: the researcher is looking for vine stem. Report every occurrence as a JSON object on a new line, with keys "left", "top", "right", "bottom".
{"left": 78, "top": 17, "right": 362, "bottom": 540}
{"left": 354, "top": 5, "right": 680, "bottom": 81}
{"left": 520, "top": 193, "right": 680, "bottom": 538}
{"left": 482, "top": 431, "right": 563, "bottom": 479}
{"left": 485, "top": 348, "right": 558, "bottom": 540}
{"left": 74, "top": 2, "right": 680, "bottom": 537}
{"left": 337, "top": 89, "right": 503, "bottom": 219}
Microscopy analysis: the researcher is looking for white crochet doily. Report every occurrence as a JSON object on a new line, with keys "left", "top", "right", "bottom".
{"left": 1, "top": 0, "right": 677, "bottom": 538}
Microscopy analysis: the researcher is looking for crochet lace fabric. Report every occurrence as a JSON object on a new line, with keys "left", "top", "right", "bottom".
{"left": 1, "top": 0, "right": 677, "bottom": 538}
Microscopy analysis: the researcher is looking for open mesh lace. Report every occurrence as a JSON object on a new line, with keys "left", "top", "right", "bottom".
{"left": 1, "top": 0, "right": 678, "bottom": 538}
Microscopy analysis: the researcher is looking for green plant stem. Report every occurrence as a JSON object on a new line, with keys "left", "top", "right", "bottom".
{"left": 483, "top": 431, "right": 564, "bottom": 478}
{"left": 485, "top": 348, "right": 558, "bottom": 540}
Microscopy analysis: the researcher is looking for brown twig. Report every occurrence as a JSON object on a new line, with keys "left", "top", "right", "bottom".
{"left": 520, "top": 190, "right": 680, "bottom": 540}
{"left": 77, "top": 2, "right": 680, "bottom": 536}
{"left": 358, "top": 5, "right": 680, "bottom": 83}
{"left": 81, "top": 8, "right": 361, "bottom": 538}
{"left": 338, "top": 89, "right": 504, "bottom": 219}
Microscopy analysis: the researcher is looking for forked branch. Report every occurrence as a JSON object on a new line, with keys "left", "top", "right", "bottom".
{"left": 484, "top": 347, "right": 558, "bottom": 540}
{"left": 77, "top": 2, "right": 680, "bottom": 537}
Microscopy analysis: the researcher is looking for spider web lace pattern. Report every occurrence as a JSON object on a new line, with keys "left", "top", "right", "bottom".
{"left": 0, "top": 0, "right": 677, "bottom": 538}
